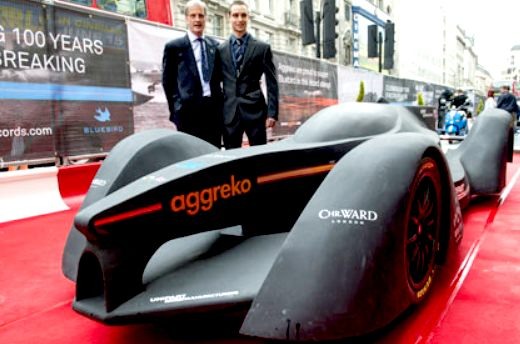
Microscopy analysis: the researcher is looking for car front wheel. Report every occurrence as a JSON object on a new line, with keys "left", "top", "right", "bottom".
{"left": 405, "top": 157, "right": 442, "bottom": 303}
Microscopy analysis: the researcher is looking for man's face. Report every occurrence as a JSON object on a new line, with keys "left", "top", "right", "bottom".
{"left": 230, "top": 4, "right": 249, "bottom": 36}
{"left": 186, "top": 5, "right": 205, "bottom": 37}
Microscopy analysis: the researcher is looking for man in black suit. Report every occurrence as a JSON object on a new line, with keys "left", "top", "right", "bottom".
{"left": 162, "top": 0, "right": 222, "bottom": 147}
{"left": 218, "top": 0, "right": 279, "bottom": 149}
{"left": 497, "top": 85, "right": 519, "bottom": 130}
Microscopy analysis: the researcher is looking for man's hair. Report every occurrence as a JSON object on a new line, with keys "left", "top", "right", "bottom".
{"left": 502, "top": 85, "right": 511, "bottom": 91}
{"left": 229, "top": 0, "right": 249, "bottom": 14}
{"left": 185, "top": 0, "right": 207, "bottom": 16}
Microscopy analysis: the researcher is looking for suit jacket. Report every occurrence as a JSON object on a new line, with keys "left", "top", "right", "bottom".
{"left": 497, "top": 92, "right": 519, "bottom": 114}
{"left": 218, "top": 36, "right": 278, "bottom": 126}
{"left": 162, "top": 34, "right": 222, "bottom": 126}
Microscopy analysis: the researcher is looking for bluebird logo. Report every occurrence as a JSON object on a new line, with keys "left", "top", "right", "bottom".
{"left": 94, "top": 107, "right": 111, "bottom": 122}
{"left": 83, "top": 106, "right": 123, "bottom": 135}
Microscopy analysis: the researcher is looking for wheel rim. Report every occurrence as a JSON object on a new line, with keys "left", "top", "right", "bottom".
{"left": 406, "top": 176, "right": 439, "bottom": 289}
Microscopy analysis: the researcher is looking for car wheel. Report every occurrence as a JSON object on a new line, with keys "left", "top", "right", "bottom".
{"left": 405, "top": 157, "right": 442, "bottom": 303}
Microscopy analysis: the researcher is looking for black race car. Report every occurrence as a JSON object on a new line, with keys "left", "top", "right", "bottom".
{"left": 62, "top": 103, "right": 513, "bottom": 341}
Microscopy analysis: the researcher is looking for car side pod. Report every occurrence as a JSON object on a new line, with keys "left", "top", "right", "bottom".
{"left": 449, "top": 108, "right": 512, "bottom": 195}
{"left": 62, "top": 129, "right": 218, "bottom": 281}
{"left": 240, "top": 133, "right": 457, "bottom": 341}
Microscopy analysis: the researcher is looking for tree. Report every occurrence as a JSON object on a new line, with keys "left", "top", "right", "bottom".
{"left": 356, "top": 81, "right": 365, "bottom": 102}
{"left": 417, "top": 92, "right": 425, "bottom": 106}
{"left": 476, "top": 99, "right": 484, "bottom": 115}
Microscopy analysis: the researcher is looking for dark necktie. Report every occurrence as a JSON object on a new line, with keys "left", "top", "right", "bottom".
{"left": 233, "top": 38, "right": 243, "bottom": 72}
{"left": 197, "top": 37, "right": 210, "bottom": 82}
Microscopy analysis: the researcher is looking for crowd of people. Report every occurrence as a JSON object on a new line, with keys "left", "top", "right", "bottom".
{"left": 438, "top": 85, "right": 520, "bottom": 134}
{"left": 485, "top": 85, "right": 520, "bottom": 133}
{"left": 162, "top": 0, "right": 279, "bottom": 149}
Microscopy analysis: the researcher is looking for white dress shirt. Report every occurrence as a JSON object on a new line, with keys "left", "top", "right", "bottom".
{"left": 187, "top": 31, "right": 211, "bottom": 97}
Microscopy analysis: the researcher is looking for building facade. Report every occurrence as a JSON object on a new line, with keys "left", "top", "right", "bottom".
{"left": 170, "top": 0, "right": 494, "bottom": 93}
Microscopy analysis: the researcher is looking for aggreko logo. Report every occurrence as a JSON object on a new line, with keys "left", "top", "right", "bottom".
{"left": 170, "top": 175, "right": 252, "bottom": 215}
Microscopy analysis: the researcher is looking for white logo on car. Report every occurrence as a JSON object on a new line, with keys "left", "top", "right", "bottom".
{"left": 318, "top": 209, "right": 378, "bottom": 225}
{"left": 91, "top": 178, "right": 107, "bottom": 187}
{"left": 150, "top": 291, "right": 239, "bottom": 304}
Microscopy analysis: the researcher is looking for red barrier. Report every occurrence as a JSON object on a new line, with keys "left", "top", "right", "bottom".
{"left": 57, "top": 162, "right": 101, "bottom": 208}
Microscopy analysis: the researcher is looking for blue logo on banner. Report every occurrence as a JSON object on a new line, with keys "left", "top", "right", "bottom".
{"left": 83, "top": 106, "right": 123, "bottom": 135}
{"left": 95, "top": 107, "right": 111, "bottom": 122}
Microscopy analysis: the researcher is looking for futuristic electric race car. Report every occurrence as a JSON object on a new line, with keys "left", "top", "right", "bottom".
{"left": 62, "top": 103, "right": 513, "bottom": 341}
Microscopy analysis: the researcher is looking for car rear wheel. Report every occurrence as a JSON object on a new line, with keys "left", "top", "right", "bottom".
{"left": 405, "top": 157, "right": 442, "bottom": 303}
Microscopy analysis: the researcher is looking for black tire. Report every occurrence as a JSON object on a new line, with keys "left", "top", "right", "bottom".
{"left": 404, "top": 157, "right": 442, "bottom": 303}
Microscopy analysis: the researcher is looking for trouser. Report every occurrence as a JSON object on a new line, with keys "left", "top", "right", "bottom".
{"left": 437, "top": 109, "right": 446, "bottom": 129}
{"left": 223, "top": 115, "right": 267, "bottom": 149}
{"left": 176, "top": 97, "right": 222, "bottom": 148}
{"left": 510, "top": 112, "right": 517, "bottom": 129}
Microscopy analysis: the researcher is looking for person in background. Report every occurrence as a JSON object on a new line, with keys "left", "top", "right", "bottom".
{"left": 437, "top": 89, "right": 453, "bottom": 130}
{"left": 162, "top": 0, "right": 222, "bottom": 147}
{"left": 451, "top": 89, "right": 468, "bottom": 108}
{"left": 218, "top": 0, "right": 279, "bottom": 149}
{"left": 496, "top": 85, "right": 519, "bottom": 131}
{"left": 484, "top": 89, "right": 496, "bottom": 110}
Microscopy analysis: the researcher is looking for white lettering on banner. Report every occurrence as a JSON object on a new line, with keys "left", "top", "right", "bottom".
{"left": 318, "top": 208, "right": 378, "bottom": 226}
{"left": 0, "top": 50, "right": 86, "bottom": 74}
{"left": 83, "top": 126, "right": 124, "bottom": 134}
{"left": 277, "top": 62, "right": 331, "bottom": 90}
{"left": 11, "top": 28, "right": 104, "bottom": 55}
{"left": 0, "top": 25, "right": 5, "bottom": 43}
{"left": 0, "top": 126, "right": 53, "bottom": 138}
{"left": 0, "top": 26, "right": 104, "bottom": 74}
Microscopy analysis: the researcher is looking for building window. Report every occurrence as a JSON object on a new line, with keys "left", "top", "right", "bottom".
{"left": 289, "top": 0, "right": 296, "bottom": 12}
{"left": 344, "top": 2, "right": 351, "bottom": 21}
{"left": 213, "top": 14, "right": 224, "bottom": 37}
{"left": 252, "top": 27, "right": 260, "bottom": 39}
{"left": 289, "top": 37, "right": 296, "bottom": 50}
{"left": 66, "top": 0, "right": 92, "bottom": 5}
{"left": 97, "top": 0, "right": 147, "bottom": 18}
{"left": 266, "top": 32, "right": 273, "bottom": 44}
{"left": 378, "top": 0, "right": 384, "bottom": 11}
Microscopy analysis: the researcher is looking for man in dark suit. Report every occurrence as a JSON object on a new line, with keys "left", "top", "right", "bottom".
{"left": 218, "top": 0, "right": 279, "bottom": 149}
{"left": 162, "top": 0, "right": 222, "bottom": 147}
{"left": 497, "top": 85, "right": 519, "bottom": 131}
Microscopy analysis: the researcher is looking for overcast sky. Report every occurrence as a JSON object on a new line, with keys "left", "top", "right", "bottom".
{"left": 453, "top": 0, "right": 520, "bottom": 79}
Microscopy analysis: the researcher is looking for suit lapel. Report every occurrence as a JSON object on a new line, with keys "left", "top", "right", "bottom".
{"left": 239, "top": 37, "right": 257, "bottom": 78}
{"left": 205, "top": 38, "right": 216, "bottom": 78}
{"left": 183, "top": 34, "right": 199, "bottom": 79}
{"left": 221, "top": 40, "right": 233, "bottom": 70}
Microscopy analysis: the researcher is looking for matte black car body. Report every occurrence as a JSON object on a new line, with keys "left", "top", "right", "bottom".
{"left": 62, "top": 103, "right": 513, "bottom": 341}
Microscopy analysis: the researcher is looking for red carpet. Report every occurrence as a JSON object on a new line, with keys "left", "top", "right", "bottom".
{"left": 1, "top": 157, "right": 520, "bottom": 343}
{"left": 428, "top": 158, "right": 520, "bottom": 344}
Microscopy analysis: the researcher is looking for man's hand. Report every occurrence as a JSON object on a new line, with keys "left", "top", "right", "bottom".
{"left": 266, "top": 117, "right": 276, "bottom": 128}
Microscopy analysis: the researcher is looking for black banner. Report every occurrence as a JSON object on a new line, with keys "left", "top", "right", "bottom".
{"left": 0, "top": 0, "right": 132, "bottom": 162}
{"left": 382, "top": 75, "right": 448, "bottom": 106}
{"left": 274, "top": 51, "right": 338, "bottom": 137}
